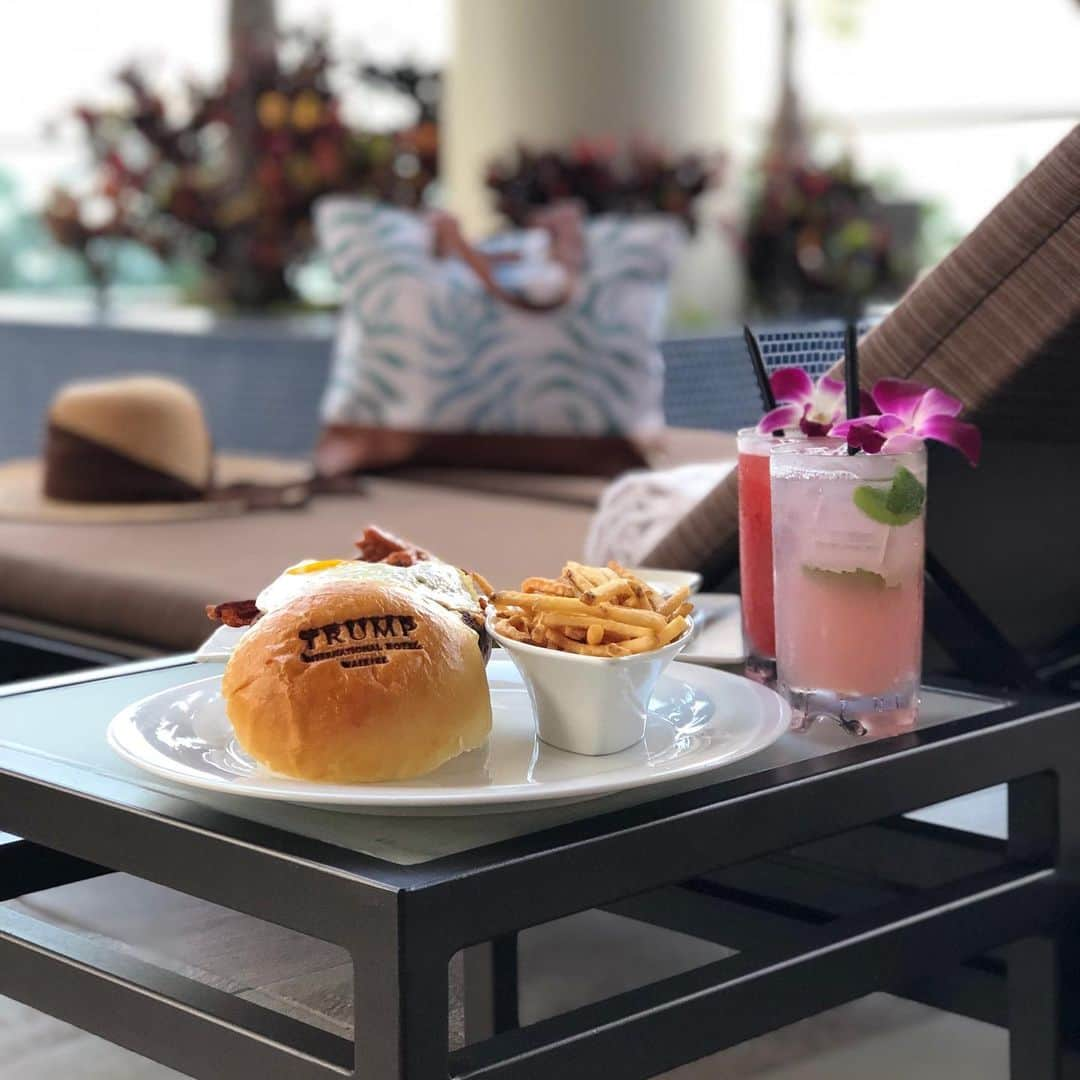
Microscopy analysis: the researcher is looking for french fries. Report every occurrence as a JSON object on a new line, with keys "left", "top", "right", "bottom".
{"left": 659, "top": 585, "right": 691, "bottom": 619}
{"left": 492, "top": 562, "right": 693, "bottom": 658}
{"left": 493, "top": 618, "right": 531, "bottom": 642}
{"left": 537, "top": 612, "right": 652, "bottom": 639}
{"left": 520, "top": 576, "right": 577, "bottom": 597}
{"left": 593, "top": 604, "right": 666, "bottom": 630}
{"left": 582, "top": 577, "right": 633, "bottom": 605}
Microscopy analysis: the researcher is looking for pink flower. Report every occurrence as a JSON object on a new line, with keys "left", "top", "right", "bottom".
{"left": 832, "top": 379, "right": 981, "bottom": 465}
{"left": 756, "top": 367, "right": 872, "bottom": 437}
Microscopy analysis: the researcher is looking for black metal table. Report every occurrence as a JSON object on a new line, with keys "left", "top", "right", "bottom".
{"left": 0, "top": 656, "right": 1077, "bottom": 1079}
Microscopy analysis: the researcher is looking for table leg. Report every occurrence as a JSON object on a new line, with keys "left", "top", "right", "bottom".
{"left": 1007, "top": 773, "right": 1080, "bottom": 1078}
{"left": 353, "top": 909, "right": 453, "bottom": 1080}
{"left": 464, "top": 933, "right": 519, "bottom": 1043}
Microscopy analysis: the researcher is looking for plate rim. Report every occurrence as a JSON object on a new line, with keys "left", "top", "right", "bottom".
{"left": 106, "top": 661, "right": 789, "bottom": 809}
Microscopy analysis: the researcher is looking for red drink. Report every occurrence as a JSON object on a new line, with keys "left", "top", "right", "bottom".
{"left": 737, "top": 430, "right": 778, "bottom": 680}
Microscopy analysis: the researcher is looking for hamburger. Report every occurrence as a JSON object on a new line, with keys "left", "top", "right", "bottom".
{"left": 213, "top": 527, "right": 493, "bottom": 783}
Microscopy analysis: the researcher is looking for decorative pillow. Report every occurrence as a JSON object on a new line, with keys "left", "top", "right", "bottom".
{"left": 314, "top": 197, "right": 685, "bottom": 476}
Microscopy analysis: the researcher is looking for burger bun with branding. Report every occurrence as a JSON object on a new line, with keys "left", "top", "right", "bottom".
{"left": 222, "top": 580, "right": 492, "bottom": 782}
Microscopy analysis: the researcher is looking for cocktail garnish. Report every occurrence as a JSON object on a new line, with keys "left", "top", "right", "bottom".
{"left": 832, "top": 380, "right": 981, "bottom": 465}
{"left": 755, "top": 367, "right": 872, "bottom": 437}
{"left": 852, "top": 466, "right": 925, "bottom": 526}
{"left": 801, "top": 565, "right": 889, "bottom": 589}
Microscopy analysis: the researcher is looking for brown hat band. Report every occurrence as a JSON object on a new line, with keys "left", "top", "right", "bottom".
{"left": 44, "top": 423, "right": 206, "bottom": 504}
{"left": 44, "top": 422, "right": 319, "bottom": 511}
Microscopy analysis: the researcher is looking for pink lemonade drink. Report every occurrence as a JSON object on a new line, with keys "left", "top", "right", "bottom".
{"left": 737, "top": 429, "right": 780, "bottom": 681}
{"left": 771, "top": 441, "right": 926, "bottom": 735}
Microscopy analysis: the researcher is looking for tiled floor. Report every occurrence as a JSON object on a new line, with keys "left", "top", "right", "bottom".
{"left": 0, "top": 902, "right": 1008, "bottom": 1078}
{"left": 520, "top": 910, "right": 1008, "bottom": 1079}
{"left": 0, "top": 992, "right": 1008, "bottom": 1078}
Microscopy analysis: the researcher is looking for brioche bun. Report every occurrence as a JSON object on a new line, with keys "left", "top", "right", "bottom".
{"left": 222, "top": 581, "right": 491, "bottom": 782}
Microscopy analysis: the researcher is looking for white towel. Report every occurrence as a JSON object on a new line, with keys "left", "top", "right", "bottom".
{"left": 584, "top": 460, "right": 735, "bottom": 567}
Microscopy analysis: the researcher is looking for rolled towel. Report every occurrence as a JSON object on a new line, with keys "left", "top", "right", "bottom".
{"left": 584, "top": 460, "right": 735, "bottom": 568}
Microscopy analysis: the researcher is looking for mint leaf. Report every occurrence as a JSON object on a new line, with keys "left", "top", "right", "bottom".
{"left": 853, "top": 466, "right": 925, "bottom": 526}
{"left": 852, "top": 486, "right": 898, "bottom": 525}
{"left": 886, "top": 467, "right": 926, "bottom": 517}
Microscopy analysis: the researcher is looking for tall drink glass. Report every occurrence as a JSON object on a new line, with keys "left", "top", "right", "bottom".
{"left": 771, "top": 440, "right": 926, "bottom": 735}
{"left": 737, "top": 428, "right": 781, "bottom": 681}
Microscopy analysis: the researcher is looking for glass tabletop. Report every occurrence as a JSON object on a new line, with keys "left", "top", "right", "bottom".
{"left": 0, "top": 660, "right": 1006, "bottom": 866}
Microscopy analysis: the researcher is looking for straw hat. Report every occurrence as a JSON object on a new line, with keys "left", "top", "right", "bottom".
{"left": 0, "top": 375, "right": 313, "bottom": 523}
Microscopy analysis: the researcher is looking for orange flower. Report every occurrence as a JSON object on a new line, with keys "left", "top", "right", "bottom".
{"left": 291, "top": 91, "right": 323, "bottom": 132}
{"left": 257, "top": 92, "right": 289, "bottom": 130}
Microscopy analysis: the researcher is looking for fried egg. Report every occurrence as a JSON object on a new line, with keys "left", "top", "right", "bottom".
{"left": 256, "top": 557, "right": 481, "bottom": 616}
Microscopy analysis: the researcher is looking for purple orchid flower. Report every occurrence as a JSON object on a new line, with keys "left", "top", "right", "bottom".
{"left": 756, "top": 367, "right": 873, "bottom": 437}
{"left": 831, "top": 379, "right": 982, "bottom": 466}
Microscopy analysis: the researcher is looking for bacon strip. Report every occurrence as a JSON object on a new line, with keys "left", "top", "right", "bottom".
{"left": 205, "top": 599, "right": 261, "bottom": 627}
{"left": 207, "top": 526, "right": 434, "bottom": 626}
{"left": 354, "top": 525, "right": 429, "bottom": 567}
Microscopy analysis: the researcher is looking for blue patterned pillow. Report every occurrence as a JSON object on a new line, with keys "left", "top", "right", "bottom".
{"left": 314, "top": 198, "right": 684, "bottom": 475}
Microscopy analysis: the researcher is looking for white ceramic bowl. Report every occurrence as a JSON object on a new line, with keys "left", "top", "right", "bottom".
{"left": 486, "top": 609, "right": 694, "bottom": 756}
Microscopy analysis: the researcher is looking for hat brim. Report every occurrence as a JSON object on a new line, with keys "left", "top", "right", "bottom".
{"left": 0, "top": 455, "right": 314, "bottom": 524}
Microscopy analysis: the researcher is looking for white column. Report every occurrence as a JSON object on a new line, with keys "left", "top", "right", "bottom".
{"left": 444, "top": 0, "right": 733, "bottom": 237}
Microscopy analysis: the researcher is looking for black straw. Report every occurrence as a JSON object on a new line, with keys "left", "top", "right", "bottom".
{"left": 844, "top": 320, "right": 859, "bottom": 454}
{"left": 743, "top": 324, "right": 776, "bottom": 414}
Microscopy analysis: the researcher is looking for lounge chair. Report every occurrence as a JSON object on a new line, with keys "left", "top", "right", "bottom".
{"left": 643, "top": 125, "right": 1080, "bottom": 689}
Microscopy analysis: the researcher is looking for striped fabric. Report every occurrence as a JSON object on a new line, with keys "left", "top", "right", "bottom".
{"left": 643, "top": 124, "right": 1080, "bottom": 577}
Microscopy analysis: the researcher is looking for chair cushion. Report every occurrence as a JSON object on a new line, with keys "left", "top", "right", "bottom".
{"left": 0, "top": 479, "right": 595, "bottom": 652}
{"left": 386, "top": 427, "right": 737, "bottom": 509}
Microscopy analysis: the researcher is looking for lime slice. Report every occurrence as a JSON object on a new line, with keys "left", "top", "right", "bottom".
{"left": 853, "top": 466, "right": 925, "bottom": 526}
{"left": 801, "top": 565, "right": 890, "bottom": 589}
